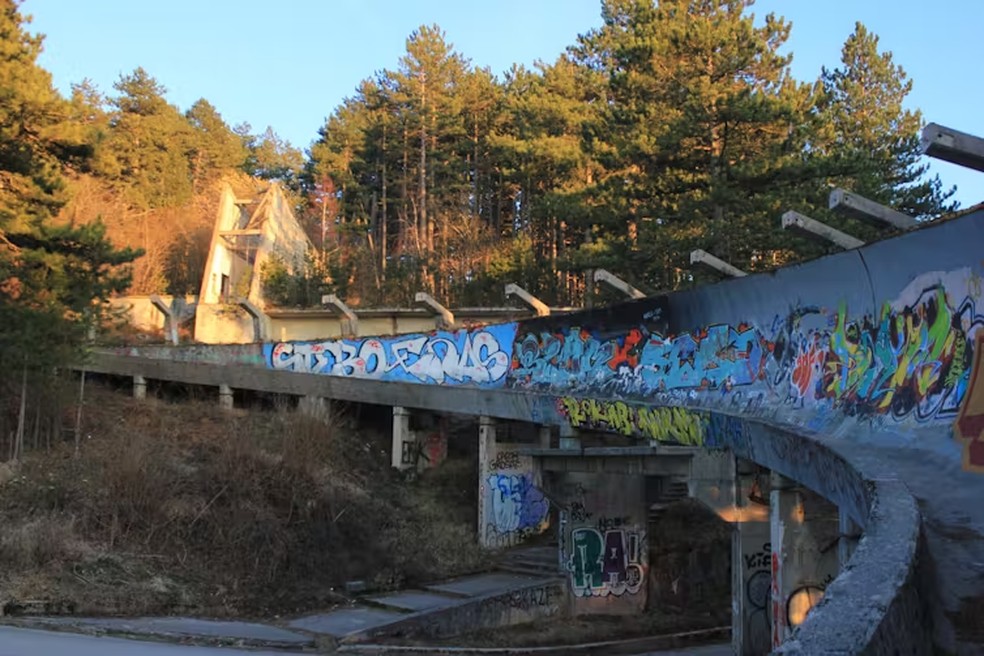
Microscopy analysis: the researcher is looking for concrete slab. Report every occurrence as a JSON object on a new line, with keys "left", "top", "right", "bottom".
{"left": 27, "top": 616, "right": 312, "bottom": 646}
{"left": 286, "top": 607, "right": 405, "bottom": 637}
{"left": 364, "top": 590, "right": 458, "bottom": 612}
{"left": 424, "top": 572, "right": 545, "bottom": 598}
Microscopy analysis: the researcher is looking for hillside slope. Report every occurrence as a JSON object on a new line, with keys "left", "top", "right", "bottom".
{"left": 0, "top": 385, "right": 483, "bottom": 618}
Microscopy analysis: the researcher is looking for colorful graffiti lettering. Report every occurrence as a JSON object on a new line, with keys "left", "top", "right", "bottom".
{"left": 517, "top": 284, "right": 982, "bottom": 432}
{"left": 488, "top": 473, "right": 549, "bottom": 537}
{"left": 265, "top": 324, "right": 516, "bottom": 386}
{"left": 568, "top": 527, "right": 645, "bottom": 597}
{"left": 557, "top": 397, "right": 708, "bottom": 446}
{"left": 955, "top": 332, "right": 984, "bottom": 471}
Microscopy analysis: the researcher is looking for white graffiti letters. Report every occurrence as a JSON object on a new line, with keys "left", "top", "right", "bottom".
{"left": 267, "top": 329, "right": 511, "bottom": 386}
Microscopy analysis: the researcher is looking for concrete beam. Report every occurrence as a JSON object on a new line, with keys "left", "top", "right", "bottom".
{"left": 321, "top": 294, "right": 359, "bottom": 337}
{"left": 828, "top": 189, "right": 917, "bottom": 231}
{"left": 921, "top": 122, "right": 984, "bottom": 172}
{"left": 593, "top": 269, "right": 647, "bottom": 300}
{"left": 148, "top": 294, "right": 178, "bottom": 345}
{"left": 236, "top": 297, "right": 267, "bottom": 342}
{"left": 690, "top": 249, "right": 747, "bottom": 278}
{"left": 414, "top": 292, "right": 455, "bottom": 329}
{"left": 504, "top": 283, "right": 550, "bottom": 316}
{"left": 781, "top": 211, "right": 865, "bottom": 250}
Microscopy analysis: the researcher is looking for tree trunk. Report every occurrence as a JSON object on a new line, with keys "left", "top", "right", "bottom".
{"left": 13, "top": 365, "right": 27, "bottom": 462}
{"left": 74, "top": 370, "right": 86, "bottom": 459}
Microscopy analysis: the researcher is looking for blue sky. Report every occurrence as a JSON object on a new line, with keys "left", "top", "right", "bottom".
{"left": 24, "top": 0, "right": 983, "bottom": 208}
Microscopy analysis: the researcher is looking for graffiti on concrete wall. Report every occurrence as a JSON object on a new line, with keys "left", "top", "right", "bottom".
{"left": 486, "top": 473, "right": 549, "bottom": 545}
{"left": 954, "top": 332, "right": 984, "bottom": 471}
{"left": 557, "top": 397, "right": 709, "bottom": 446}
{"left": 265, "top": 323, "right": 516, "bottom": 386}
{"left": 514, "top": 279, "right": 983, "bottom": 433}
{"left": 568, "top": 525, "right": 645, "bottom": 597}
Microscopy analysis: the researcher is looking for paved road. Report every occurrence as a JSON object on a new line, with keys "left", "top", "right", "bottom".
{"left": 0, "top": 626, "right": 307, "bottom": 656}
{"left": 636, "top": 645, "right": 732, "bottom": 656}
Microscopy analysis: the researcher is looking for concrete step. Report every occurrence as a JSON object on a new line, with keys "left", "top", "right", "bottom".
{"left": 498, "top": 564, "right": 561, "bottom": 578}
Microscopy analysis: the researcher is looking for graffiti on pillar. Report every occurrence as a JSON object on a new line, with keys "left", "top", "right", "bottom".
{"left": 264, "top": 323, "right": 516, "bottom": 386}
{"left": 743, "top": 541, "right": 772, "bottom": 648}
{"left": 489, "top": 450, "right": 520, "bottom": 470}
{"left": 568, "top": 527, "right": 645, "bottom": 597}
{"left": 955, "top": 332, "right": 984, "bottom": 472}
{"left": 771, "top": 523, "right": 785, "bottom": 649}
{"left": 486, "top": 473, "right": 549, "bottom": 543}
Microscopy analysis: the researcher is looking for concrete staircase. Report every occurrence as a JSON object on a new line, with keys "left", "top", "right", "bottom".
{"left": 496, "top": 544, "right": 562, "bottom": 578}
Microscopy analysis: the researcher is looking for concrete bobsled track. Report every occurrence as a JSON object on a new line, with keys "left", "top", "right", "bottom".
{"left": 90, "top": 207, "right": 984, "bottom": 653}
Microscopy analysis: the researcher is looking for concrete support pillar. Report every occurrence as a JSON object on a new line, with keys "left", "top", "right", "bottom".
{"left": 838, "top": 509, "right": 861, "bottom": 570}
{"left": 769, "top": 472, "right": 839, "bottom": 649}
{"left": 538, "top": 425, "right": 552, "bottom": 449}
{"left": 559, "top": 422, "right": 581, "bottom": 450}
{"left": 218, "top": 384, "right": 234, "bottom": 411}
{"left": 477, "top": 416, "right": 497, "bottom": 548}
{"left": 298, "top": 396, "right": 332, "bottom": 424}
{"left": 133, "top": 375, "right": 147, "bottom": 400}
{"left": 770, "top": 471, "right": 797, "bottom": 649}
{"left": 731, "top": 460, "right": 772, "bottom": 656}
{"left": 391, "top": 406, "right": 415, "bottom": 470}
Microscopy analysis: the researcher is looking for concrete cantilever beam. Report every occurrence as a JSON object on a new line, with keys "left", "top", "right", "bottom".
{"left": 921, "top": 122, "right": 984, "bottom": 172}
{"left": 148, "top": 294, "right": 178, "bottom": 345}
{"left": 829, "top": 188, "right": 917, "bottom": 231}
{"left": 321, "top": 294, "right": 359, "bottom": 337}
{"left": 414, "top": 292, "right": 455, "bottom": 329}
{"left": 504, "top": 283, "right": 550, "bottom": 317}
{"left": 782, "top": 210, "right": 865, "bottom": 250}
{"left": 236, "top": 298, "right": 267, "bottom": 342}
{"left": 690, "top": 249, "right": 747, "bottom": 278}
{"left": 593, "top": 269, "right": 647, "bottom": 300}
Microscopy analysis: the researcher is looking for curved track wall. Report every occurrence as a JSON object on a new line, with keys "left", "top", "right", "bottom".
{"left": 107, "top": 209, "right": 984, "bottom": 651}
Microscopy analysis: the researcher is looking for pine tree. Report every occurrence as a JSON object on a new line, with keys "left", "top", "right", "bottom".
{"left": 574, "top": 0, "right": 825, "bottom": 289}
{"left": 0, "top": 0, "right": 138, "bottom": 391}
{"left": 821, "top": 22, "right": 957, "bottom": 220}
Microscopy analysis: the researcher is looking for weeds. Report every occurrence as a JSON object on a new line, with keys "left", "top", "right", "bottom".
{"left": 0, "top": 386, "right": 484, "bottom": 616}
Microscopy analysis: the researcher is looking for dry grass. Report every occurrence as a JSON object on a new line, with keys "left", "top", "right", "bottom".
{"left": 0, "top": 386, "right": 484, "bottom": 617}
